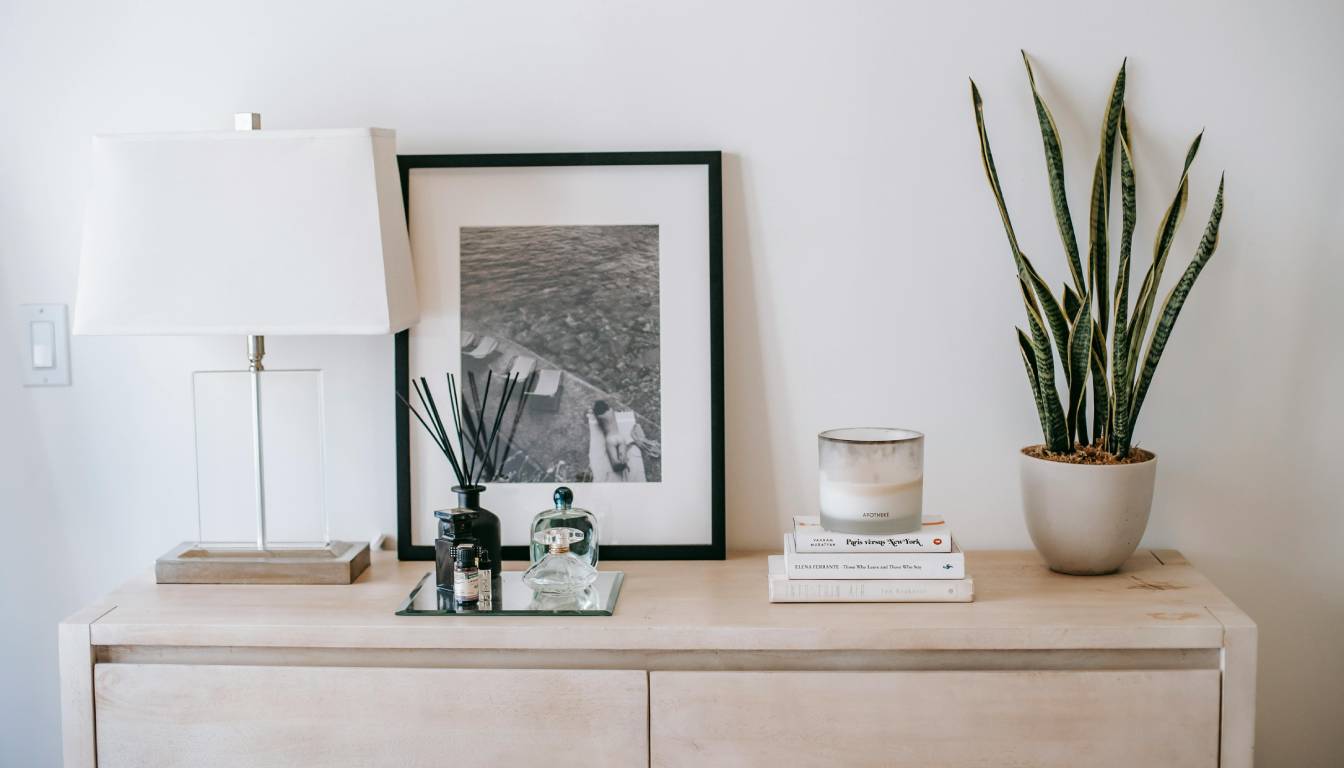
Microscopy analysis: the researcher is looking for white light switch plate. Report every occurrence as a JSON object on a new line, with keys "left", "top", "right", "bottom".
{"left": 21, "top": 304, "right": 70, "bottom": 386}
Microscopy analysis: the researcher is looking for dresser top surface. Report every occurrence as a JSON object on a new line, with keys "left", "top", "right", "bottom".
{"left": 71, "top": 549, "right": 1249, "bottom": 651}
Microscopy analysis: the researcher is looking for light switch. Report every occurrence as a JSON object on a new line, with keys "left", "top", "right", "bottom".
{"left": 31, "top": 321, "right": 55, "bottom": 368}
{"left": 21, "top": 304, "right": 70, "bottom": 387}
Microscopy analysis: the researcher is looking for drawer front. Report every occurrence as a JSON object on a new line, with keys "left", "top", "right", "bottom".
{"left": 650, "top": 670, "right": 1219, "bottom": 767}
{"left": 95, "top": 664, "right": 648, "bottom": 768}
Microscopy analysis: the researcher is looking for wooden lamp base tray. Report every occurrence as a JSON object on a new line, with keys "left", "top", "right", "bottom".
{"left": 155, "top": 541, "right": 371, "bottom": 585}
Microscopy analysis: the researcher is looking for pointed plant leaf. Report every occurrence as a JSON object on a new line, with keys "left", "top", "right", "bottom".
{"left": 1111, "top": 117, "right": 1137, "bottom": 454}
{"left": 1017, "top": 328, "right": 1050, "bottom": 441}
{"left": 1088, "top": 152, "right": 1111, "bottom": 339}
{"left": 1088, "top": 60, "right": 1126, "bottom": 339}
{"left": 1063, "top": 284, "right": 1081, "bottom": 322}
{"left": 971, "top": 80, "right": 1028, "bottom": 275}
{"left": 1129, "top": 177, "right": 1225, "bottom": 436}
{"left": 1076, "top": 390, "right": 1090, "bottom": 447}
{"left": 1128, "top": 130, "right": 1201, "bottom": 386}
{"left": 1064, "top": 297, "right": 1092, "bottom": 444}
{"left": 1020, "top": 257, "right": 1071, "bottom": 369}
{"left": 1090, "top": 325, "right": 1110, "bottom": 447}
{"left": 1022, "top": 51, "right": 1085, "bottom": 293}
{"left": 1023, "top": 286, "right": 1070, "bottom": 452}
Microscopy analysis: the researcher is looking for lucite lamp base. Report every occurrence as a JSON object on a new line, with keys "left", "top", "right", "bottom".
{"left": 155, "top": 540, "right": 370, "bottom": 585}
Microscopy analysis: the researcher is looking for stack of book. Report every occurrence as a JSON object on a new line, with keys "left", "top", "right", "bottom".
{"left": 768, "top": 516, "right": 973, "bottom": 603}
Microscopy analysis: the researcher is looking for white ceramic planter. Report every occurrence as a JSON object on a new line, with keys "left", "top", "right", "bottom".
{"left": 1019, "top": 448, "right": 1157, "bottom": 575}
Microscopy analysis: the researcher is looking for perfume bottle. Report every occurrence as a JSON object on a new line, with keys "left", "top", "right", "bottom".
{"left": 529, "top": 487, "right": 598, "bottom": 567}
{"left": 434, "top": 503, "right": 501, "bottom": 595}
{"left": 452, "top": 542, "right": 480, "bottom": 610}
{"left": 522, "top": 527, "right": 598, "bottom": 595}
{"left": 476, "top": 544, "right": 496, "bottom": 611}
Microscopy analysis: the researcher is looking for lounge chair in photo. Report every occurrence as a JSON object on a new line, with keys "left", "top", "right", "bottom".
{"left": 460, "top": 331, "right": 476, "bottom": 351}
{"left": 463, "top": 336, "right": 498, "bottom": 360}
{"left": 507, "top": 355, "right": 536, "bottom": 383}
{"left": 527, "top": 369, "right": 562, "bottom": 411}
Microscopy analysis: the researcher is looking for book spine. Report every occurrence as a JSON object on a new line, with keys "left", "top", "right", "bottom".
{"left": 783, "top": 542, "right": 966, "bottom": 579}
{"left": 792, "top": 532, "right": 953, "bottom": 553}
{"left": 783, "top": 558, "right": 965, "bottom": 579}
{"left": 768, "top": 577, "right": 973, "bottom": 603}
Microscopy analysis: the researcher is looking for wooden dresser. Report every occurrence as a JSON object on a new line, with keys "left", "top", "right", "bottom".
{"left": 60, "top": 550, "right": 1255, "bottom": 767}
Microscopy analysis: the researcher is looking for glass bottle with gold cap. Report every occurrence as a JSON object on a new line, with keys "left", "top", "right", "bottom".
{"left": 528, "top": 486, "right": 598, "bottom": 567}
{"left": 522, "top": 527, "right": 598, "bottom": 595}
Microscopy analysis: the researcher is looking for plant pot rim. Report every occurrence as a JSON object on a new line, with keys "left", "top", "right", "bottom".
{"left": 1019, "top": 445, "right": 1156, "bottom": 467}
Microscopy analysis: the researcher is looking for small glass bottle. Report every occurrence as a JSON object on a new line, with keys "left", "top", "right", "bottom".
{"left": 476, "top": 544, "right": 495, "bottom": 611}
{"left": 452, "top": 542, "right": 480, "bottom": 610}
{"left": 522, "top": 528, "right": 599, "bottom": 595}
{"left": 529, "top": 487, "right": 598, "bottom": 568}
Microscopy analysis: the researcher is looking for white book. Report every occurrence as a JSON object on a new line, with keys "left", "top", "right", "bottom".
{"left": 782, "top": 533, "right": 965, "bottom": 579}
{"left": 767, "top": 556, "right": 973, "bottom": 602}
{"left": 792, "top": 516, "right": 953, "bottom": 553}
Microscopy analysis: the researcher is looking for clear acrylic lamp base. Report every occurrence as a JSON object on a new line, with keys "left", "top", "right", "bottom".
{"left": 154, "top": 366, "right": 370, "bottom": 584}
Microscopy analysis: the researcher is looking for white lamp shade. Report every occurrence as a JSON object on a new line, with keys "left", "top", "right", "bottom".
{"left": 75, "top": 128, "right": 418, "bottom": 335}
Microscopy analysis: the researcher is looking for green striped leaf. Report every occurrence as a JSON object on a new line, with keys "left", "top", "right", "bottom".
{"left": 1111, "top": 114, "right": 1137, "bottom": 454}
{"left": 1021, "top": 258, "right": 1071, "bottom": 372}
{"left": 974, "top": 80, "right": 1065, "bottom": 361}
{"left": 1061, "top": 281, "right": 1092, "bottom": 442}
{"left": 1022, "top": 51, "right": 1085, "bottom": 293}
{"left": 1017, "top": 328, "right": 1050, "bottom": 441}
{"left": 1088, "top": 60, "right": 1126, "bottom": 339}
{"left": 1063, "top": 284, "right": 1081, "bottom": 322}
{"left": 975, "top": 79, "right": 1071, "bottom": 452}
{"left": 1065, "top": 296, "right": 1092, "bottom": 444}
{"left": 1090, "top": 325, "right": 1109, "bottom": 447}
{"left": 1129, "top": 177, "right": 1225, "bottom": 436}
{"left": 971, "top": 80, "right": 1028, "bottom": 275}
{"left": 1023, "top": 281, "right": 1070, "bottom": 451}
{"left": 1128, "top": 131, "right": 1202, "bottom": 388}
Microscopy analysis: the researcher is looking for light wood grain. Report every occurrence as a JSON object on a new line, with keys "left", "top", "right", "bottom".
{"left": 95, "top": 664, "right": 647, "bottom": 768}
{"left": 89, "top": 550, "right": 1233, "bottom": 651}
{"left": 1209, "top": 606, "right": 1257, "bottom": 768}
{"left": 58, "top": 602, "right": 115, "bottom": 768}
{"left": 154, "top": 540, "right": 370, "bottom": 584}
{"left": 650, "top": 669, "right": 1221, "bottom": 767}
{"left": 65, "top": 550, "right": 1256, "bottom": 767}
{"left": 98, "top": 644, "right": 1220, "bottom": 672}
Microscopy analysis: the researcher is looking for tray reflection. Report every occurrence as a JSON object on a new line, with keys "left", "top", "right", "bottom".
{"left": 396, "top": 571, "right": 624, "bottom": 616}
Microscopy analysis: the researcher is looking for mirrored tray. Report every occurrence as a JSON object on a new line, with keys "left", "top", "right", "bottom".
{"left": 396, "top": 571, "right": 624, "bottom": 616}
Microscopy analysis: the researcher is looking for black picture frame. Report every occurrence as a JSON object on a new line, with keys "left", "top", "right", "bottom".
{"left": 395, "top": 152, "right": 724, "bottom": 561}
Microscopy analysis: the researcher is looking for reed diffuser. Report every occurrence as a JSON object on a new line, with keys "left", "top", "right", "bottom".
{"left": 400, "top": 369, "right": 535, "bottom": 488}
{"left": 401, "top": 370, "right": 534, "bottom": 594}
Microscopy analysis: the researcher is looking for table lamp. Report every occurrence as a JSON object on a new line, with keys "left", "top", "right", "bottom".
{"left": 75, "top": 113, "right": 418, "bottom": 584}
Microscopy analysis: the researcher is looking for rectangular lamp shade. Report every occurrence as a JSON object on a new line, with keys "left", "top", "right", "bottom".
{"left": 75, "top": 128, "right": 418, "bottom": 335}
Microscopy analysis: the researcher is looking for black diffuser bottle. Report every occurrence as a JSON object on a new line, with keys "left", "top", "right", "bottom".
{"left": 402, "top": 369, "right": 528, "bottom": 608}
{"left": 434, "top": 484, "right": 502, "bottom": 600}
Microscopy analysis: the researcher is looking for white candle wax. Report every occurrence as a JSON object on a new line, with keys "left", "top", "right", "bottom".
{"left": 817, "top": 427, "right": 925, "bottom": 534}
{"left": 819, "top": 477, "right": 923, "bottom": 534}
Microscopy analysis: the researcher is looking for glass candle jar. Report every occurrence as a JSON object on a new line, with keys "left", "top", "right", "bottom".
{"left": 818, "top": 428, "right": 924, "bottom": 534}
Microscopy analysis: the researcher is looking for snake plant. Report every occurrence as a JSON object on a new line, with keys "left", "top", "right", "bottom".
{"left": 971, "top": 52, "right": 1225, "bottom": 458}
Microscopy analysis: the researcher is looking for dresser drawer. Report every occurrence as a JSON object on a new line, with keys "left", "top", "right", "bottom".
{"left": 650, "top": 669, "right": 1219, "bottom": 767}
{"left": 94, "top": 663, "right": 648, "bottom": 768}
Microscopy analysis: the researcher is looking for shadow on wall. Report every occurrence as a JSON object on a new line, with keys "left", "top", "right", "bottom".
{"left": 721, "top": 153, "right": 789, "bottom": 551}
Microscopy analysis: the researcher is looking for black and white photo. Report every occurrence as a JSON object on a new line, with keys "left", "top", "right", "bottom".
{"left": 396, "top": 153, "right": 724, "bottom": 559}
{"left": 458, "top": 224, "right": 663, "bottom": 484}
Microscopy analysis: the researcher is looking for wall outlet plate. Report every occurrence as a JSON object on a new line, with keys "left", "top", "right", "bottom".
{"left": 21, "top": 303, "right": 70, "bottom": 386}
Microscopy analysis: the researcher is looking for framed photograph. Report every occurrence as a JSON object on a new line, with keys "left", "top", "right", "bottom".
{"left": 395, "top": 152, "right": 724, "bottom": 560}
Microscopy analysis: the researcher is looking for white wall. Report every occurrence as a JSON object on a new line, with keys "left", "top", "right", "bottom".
{"left": 2, "top": 1, "right": 1340, "bottom": 764}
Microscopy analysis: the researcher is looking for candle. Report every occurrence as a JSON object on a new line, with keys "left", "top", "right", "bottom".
{"left": 818, "top": 428, "right": 924, "bottom": 534}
